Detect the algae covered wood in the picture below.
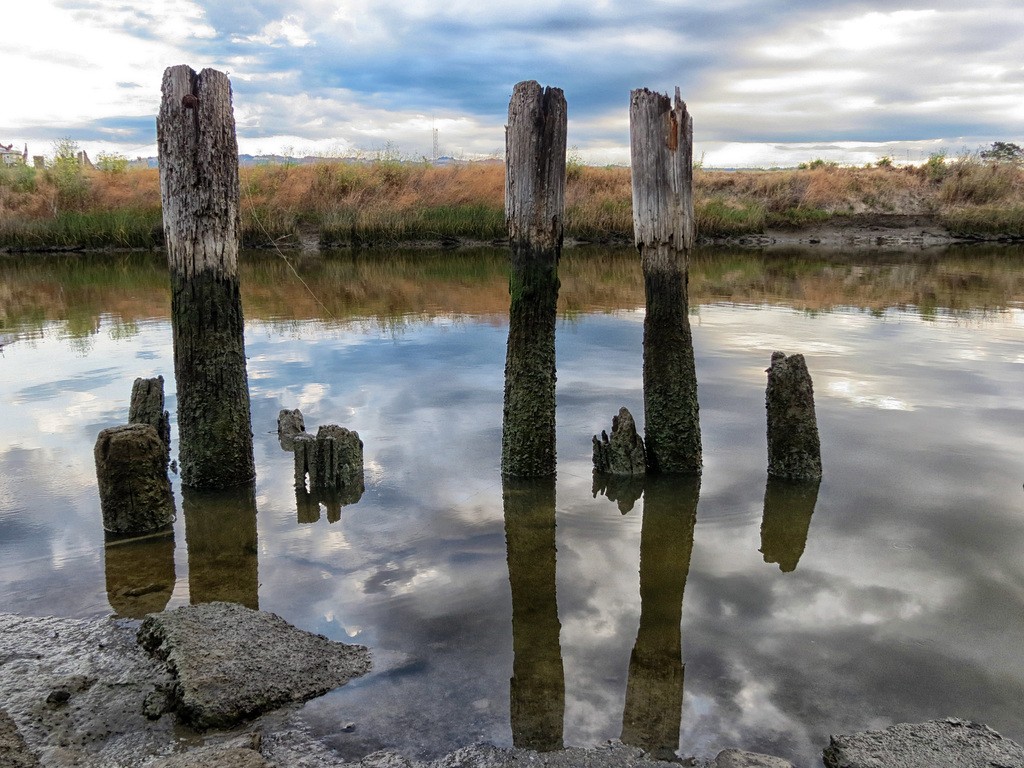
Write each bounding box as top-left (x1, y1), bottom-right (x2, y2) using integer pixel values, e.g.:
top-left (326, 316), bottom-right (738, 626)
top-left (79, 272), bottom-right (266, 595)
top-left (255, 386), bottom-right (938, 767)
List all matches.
top-left (629, 87), bottom-right (701, 474)
top-left (129, 375), bottom-right (170, 462)
top-left (158, 65), bottom-right (254, 488)
top-left (94, 423), bottom-right (175, 534)
top-left (765, 351), bottom-right (823, 480)
top-left (502, 81), bottom-right (567, 477)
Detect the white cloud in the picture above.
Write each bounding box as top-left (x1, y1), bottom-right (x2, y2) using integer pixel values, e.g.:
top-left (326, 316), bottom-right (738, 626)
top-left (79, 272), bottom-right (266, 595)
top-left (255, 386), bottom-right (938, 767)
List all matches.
top-left (234, 15), bottom-right (315, 47)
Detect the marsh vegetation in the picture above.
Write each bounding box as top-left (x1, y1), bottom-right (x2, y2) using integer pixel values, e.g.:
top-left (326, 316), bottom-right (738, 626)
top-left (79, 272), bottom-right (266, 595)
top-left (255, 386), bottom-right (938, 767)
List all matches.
top-left (3, 150), bottom-right (1024, 250)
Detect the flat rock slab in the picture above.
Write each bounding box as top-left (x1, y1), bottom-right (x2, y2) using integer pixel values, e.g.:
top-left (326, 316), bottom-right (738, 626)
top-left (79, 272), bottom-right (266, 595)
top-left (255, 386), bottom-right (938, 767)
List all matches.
top-left (421, 742), bottom-right (680, 768)
top-left (823, 718), bottom-right (1024, 768)
top-left (138, 602), bottom-right (371, 730)
top-left (0, 708), bottom-right (42, 768)
top-left (145, 744), bottom-right (270, 768)
top-left (713, 748), bottom-right (794, 768)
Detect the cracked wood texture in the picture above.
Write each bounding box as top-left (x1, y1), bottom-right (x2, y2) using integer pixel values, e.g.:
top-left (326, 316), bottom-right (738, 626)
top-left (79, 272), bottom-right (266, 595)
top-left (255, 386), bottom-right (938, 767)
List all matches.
top-left (158, 65), bottom-right (254, 488)
top-left (501, 81), bottom-right (567, 477)
top-left (630, 88), bottom-right (702, 474)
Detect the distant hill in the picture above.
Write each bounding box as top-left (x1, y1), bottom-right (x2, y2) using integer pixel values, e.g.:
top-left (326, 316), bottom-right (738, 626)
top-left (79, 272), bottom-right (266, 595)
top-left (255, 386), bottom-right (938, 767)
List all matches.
top-left (129, 154), bottom-right (470, 168)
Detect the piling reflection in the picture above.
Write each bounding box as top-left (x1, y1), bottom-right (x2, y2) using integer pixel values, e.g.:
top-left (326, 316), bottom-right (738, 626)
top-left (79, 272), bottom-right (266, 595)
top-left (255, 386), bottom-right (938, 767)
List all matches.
top-left (621, 475), bottom-right (700, 760)
top-left (182, 483), bottom-right (259, 609)
top-left (103, 525), bottom-right (175, 618)
top-left (295, 483), bottom-right (364, 525)
top-left (760, 477), bottom-right (821, 573)
top-left (591, 472), bottom-right (646, 514)
top-left (503, 476), bottom-right (565, 751)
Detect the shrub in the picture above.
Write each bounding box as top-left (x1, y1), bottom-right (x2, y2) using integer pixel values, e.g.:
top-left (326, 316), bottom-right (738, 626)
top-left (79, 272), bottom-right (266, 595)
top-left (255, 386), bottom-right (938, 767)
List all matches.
top-left (980, 142), bottom-right (1024, 166)
top-left (45, 137), bottom-right (89, 213)
top-left (96, 152), bottom-right (129, 174)
top-left (0, 163), bottom-right (36, 193)
top-left (923, 151), bottom-right (948, 181)
top-left (940, 154), bottom-right (1017, 205)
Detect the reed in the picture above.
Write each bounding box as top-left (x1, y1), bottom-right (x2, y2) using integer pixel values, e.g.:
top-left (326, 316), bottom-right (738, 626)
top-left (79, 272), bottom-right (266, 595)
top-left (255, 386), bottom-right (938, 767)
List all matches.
top-left (3, 153), bottom-right (1024, 248)
top-left (0, 208), bottom-right (162, 249)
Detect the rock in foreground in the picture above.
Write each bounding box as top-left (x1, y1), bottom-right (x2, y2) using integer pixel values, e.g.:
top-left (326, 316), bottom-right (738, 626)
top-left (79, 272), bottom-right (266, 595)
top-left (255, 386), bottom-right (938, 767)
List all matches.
top-left (138, 602), bottom-right (371, 730)
top-left (823, 718), bottom-right (1024, 768)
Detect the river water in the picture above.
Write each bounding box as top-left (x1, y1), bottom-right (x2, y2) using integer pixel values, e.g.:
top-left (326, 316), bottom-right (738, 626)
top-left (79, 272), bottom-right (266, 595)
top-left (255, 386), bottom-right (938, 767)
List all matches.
top-left (1, 246), bottom-right (1023, 766)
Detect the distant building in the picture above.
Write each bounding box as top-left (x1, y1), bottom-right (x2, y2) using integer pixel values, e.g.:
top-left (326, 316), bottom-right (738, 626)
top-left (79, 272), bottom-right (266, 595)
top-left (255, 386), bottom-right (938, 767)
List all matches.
top-left (0, 143), bottom-right (25, 166)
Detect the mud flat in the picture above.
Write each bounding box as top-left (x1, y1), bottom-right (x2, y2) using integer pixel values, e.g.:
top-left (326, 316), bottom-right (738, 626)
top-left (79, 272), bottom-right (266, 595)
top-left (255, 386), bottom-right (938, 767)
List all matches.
top-left (2, 609), bottom-right (1022, 768)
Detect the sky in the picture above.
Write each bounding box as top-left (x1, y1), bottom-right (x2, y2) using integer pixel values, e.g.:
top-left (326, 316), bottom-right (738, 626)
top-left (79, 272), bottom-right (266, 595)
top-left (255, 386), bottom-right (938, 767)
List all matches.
top-left (4, 0), bottom-right (1024, 168)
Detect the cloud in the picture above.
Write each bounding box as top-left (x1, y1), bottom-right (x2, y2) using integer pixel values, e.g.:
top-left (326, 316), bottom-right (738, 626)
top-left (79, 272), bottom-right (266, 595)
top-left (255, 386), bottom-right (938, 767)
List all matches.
top-left (7, 0), bottom-right (1024, 166)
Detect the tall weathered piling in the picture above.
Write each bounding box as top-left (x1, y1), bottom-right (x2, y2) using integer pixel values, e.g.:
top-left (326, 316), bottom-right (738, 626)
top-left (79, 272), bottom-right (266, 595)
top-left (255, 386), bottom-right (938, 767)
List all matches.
top-left (630, 88), bottom-right (701, 474)
top-left (620, 475), bottom-right (699, 759)
top-left (503, 476), bottom-right (565, 751)
top-left (502, 81), bottom-right (567, 477)
top-left (158, 65), bottom-right (254, 488)
top-left (766, 351), bottom-right (822, 480)
top-left (94, 424), bottom-right (175, 534)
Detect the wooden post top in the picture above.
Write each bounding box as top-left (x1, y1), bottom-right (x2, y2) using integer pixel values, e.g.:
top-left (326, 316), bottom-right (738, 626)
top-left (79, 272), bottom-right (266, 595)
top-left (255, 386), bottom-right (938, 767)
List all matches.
top-left (505, 80), bottom-right (567, 254)
top-left (629, 87), bottom-right (694, 254)
top-left (158, 65), bottom-right (241, 279)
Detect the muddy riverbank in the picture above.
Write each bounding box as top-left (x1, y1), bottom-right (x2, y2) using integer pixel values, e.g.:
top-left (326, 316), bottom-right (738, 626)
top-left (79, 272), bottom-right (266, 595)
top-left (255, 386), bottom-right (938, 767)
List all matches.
top-left (3, 610), bottom-right (1023, 768)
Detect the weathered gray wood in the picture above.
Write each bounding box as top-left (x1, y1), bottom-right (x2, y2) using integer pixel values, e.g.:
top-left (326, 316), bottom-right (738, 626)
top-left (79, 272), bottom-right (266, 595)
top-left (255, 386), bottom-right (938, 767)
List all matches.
top-left (277, 408), bottom-right (305, 450)
top-left (128, 375), bottom-right (170, 461)
top-left (766, 351), bottom-right (823, 480)
top-left (503, 476), bottom-right (564, 751)
top-left (293, 425), bottom-right (363, 490)
top-left (94, 424), bottom-right (175, 533)
top-left (502, 81), bottom-right (567, 477)
top-left (158, 65), bottom-right (254, 488)
top-left (630, 88), bottom-right (701, 474)
top-left (593, 406), bottom-right (646, 475)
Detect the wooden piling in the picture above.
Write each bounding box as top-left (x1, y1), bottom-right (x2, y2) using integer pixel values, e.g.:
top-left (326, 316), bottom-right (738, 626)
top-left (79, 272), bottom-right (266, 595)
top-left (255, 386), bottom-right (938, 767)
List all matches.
top-left (501, 81), bottom-right (567, 477)
top-left (94, 423), bottom-right (175, 534)
top-left (157, 65), bottom-right (254, 488)
top-left (629, 88), bottom-right (702, 474)
top-left (766, 351), bottom-right (823, 480)
top-left (129, 375), bottom-right (170, 462)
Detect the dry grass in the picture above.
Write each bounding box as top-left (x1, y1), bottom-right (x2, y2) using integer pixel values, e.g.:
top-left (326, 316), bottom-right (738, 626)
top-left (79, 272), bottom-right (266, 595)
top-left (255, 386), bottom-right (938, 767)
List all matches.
top-left (3, 155), bottom-right (1024, 249)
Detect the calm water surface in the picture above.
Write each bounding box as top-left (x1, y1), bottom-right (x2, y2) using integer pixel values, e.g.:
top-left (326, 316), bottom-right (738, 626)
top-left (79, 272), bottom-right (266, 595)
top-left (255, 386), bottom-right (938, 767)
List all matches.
top-left (2, 247), bottom-right (1024, 766)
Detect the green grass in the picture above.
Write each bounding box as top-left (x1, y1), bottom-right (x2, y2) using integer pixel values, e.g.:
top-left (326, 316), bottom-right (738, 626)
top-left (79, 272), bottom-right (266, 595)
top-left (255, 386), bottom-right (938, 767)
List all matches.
top-left (696, 196), bottom-right (768, 236)
top-left (941, 207), bottom-right (1024, 236)
top-left (768, 206), bottom-right (831, 228)
top-left (0, 209), bottom-right (163, 249)
top-left (318, 205), bottom-right (506, 245)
